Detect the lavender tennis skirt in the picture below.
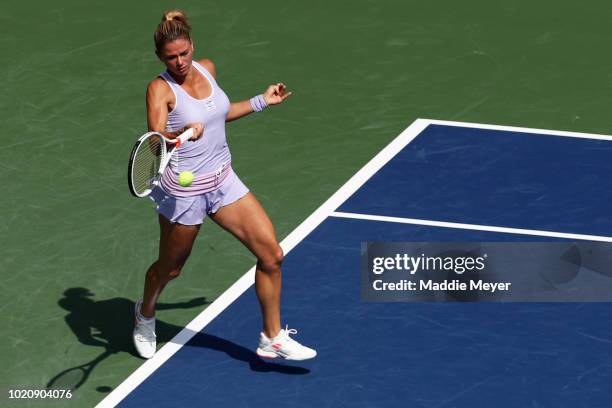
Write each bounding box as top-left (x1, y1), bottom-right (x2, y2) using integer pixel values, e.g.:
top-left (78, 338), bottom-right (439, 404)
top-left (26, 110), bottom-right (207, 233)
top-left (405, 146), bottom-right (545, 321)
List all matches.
top-left (149, 169), bottom-right (249, 225)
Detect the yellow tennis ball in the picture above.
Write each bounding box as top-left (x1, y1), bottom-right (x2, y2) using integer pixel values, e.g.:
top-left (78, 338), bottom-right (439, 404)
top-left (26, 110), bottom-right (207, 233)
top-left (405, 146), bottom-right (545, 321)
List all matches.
top-left (178, 171), bottom-right (194, 187)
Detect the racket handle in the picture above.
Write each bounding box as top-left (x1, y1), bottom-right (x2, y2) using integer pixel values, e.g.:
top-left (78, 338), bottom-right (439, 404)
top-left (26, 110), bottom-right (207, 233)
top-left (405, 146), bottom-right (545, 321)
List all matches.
top-left (175, 128), bottom-right (194, 147)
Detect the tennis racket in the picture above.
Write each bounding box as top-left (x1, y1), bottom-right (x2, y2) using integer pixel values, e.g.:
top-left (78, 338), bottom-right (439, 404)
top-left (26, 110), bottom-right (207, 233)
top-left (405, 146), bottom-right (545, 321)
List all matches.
top-left (127, 128), bottom-right (194, 197)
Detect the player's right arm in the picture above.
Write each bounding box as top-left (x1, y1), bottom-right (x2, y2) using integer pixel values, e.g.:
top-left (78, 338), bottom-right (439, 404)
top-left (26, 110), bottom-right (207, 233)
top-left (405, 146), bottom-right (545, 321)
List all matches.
top-left (146, 78), bottom-right (203, 140)
top-left (146, 78), bottom-right (174, 136)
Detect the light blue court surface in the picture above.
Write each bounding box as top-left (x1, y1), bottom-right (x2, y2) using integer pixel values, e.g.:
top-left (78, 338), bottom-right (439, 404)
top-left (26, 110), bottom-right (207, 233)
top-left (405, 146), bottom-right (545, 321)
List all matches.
top-left (105, 120), bottom-right (612, 408)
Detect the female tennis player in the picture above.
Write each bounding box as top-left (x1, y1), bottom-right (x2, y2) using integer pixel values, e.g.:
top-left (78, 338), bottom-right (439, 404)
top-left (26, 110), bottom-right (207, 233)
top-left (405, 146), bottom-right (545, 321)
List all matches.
top-left (133, 10), bottom-right (316, 361)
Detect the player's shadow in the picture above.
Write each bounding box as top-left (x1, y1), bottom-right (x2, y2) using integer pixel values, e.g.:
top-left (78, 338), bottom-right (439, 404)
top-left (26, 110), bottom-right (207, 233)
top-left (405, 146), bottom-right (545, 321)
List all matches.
top-left (186, 331), bottom-right (311, 375)
top-left (59, 287), bottom-right (207, 356)
top-left (50, 287), bottom-right (307, 391)
top-left (49, 287), bottom-right (209, 391)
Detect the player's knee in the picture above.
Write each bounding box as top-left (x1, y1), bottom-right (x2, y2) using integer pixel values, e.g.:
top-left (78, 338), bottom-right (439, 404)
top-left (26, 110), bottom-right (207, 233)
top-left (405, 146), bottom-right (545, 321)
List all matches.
top-left (269, 246), bottom-right (284, 268)
top-left (259, 246), bottom-right (284, 272)
top-left (154, 260), bottom-right (185, 282)
top-left (167, 266), bottom-right (183, 279)
top-left (275, 247), bottom-right (285, 266)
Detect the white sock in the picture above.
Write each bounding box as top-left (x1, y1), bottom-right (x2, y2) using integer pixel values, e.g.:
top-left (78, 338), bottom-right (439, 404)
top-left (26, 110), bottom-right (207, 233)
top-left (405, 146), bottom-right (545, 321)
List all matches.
top-left (136, 306), bottom-right (155, 325)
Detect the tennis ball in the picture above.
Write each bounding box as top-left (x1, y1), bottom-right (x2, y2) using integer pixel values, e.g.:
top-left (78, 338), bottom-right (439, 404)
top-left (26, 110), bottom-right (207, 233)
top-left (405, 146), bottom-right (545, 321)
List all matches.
top-left (178, 171), bottom-right (194, 187)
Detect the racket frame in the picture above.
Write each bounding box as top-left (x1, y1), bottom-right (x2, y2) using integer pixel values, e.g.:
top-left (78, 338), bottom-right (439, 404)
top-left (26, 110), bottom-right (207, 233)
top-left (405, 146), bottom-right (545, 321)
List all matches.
top-left (128, 128), bottom-right (194, 198)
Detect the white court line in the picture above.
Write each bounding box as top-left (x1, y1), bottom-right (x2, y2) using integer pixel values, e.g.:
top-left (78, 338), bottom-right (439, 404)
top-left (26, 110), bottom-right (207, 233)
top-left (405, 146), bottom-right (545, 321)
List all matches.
top-left (425, 118), bottom-right (612, 141)
top-left (330, 211), bottom-right (612, 243)
top-left (97, 118), bottom-right (611, 407)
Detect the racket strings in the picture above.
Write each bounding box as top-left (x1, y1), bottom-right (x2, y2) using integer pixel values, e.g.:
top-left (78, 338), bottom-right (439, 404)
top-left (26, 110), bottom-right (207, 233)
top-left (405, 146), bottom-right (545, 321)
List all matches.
top-left (132, 135), bottom-right (163, 195)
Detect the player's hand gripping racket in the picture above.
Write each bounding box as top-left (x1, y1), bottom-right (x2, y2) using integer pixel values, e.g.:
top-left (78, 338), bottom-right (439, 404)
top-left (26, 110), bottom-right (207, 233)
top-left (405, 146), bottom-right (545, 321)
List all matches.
top-left (127, 128), bottom-right (194, 197)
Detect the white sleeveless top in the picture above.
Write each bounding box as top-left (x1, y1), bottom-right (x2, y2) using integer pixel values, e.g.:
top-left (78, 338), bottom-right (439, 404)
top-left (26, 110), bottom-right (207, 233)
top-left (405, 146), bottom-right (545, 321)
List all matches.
top-left (158, 61), bottom-right (232, 191)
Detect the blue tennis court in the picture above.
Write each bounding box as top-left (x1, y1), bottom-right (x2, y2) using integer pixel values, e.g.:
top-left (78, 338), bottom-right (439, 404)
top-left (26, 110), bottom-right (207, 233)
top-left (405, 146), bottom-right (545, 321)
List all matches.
top-left (101, 119), bottom-right (612, 408)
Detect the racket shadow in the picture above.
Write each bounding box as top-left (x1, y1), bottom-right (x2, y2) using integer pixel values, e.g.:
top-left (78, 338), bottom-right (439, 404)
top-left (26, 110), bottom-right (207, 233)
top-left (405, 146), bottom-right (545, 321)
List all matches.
top-left (49, 287), bottom-right (209, 391)
top-left (46, 349), bottom-right (113, 391)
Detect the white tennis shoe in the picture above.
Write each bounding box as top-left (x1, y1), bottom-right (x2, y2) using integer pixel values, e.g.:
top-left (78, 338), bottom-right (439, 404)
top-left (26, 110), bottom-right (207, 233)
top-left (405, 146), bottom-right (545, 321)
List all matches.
top-left (256, 326), bottom-right (317, 361)
top-left (133, 299), bottom-right (156, 359)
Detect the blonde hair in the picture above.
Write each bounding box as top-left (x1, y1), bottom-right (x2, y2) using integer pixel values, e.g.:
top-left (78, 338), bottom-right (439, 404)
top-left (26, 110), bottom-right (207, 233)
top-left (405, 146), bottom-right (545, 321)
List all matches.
top-left (154, 10), bottom-right (192, 54)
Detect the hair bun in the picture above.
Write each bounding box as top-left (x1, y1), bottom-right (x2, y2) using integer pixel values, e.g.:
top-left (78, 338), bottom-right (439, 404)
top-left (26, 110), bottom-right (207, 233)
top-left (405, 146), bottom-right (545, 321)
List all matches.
top-left (154, 9), bottom-right (192, 53)
top-left (163, 9), bottom-right (187, 22)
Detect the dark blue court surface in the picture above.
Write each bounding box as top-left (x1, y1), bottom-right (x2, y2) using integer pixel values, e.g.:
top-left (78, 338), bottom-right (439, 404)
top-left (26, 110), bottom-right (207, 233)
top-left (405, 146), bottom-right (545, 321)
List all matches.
top-left (338, 125), bottom-right (612, 236)
top-left (117, 123), bottom-right (612, 408)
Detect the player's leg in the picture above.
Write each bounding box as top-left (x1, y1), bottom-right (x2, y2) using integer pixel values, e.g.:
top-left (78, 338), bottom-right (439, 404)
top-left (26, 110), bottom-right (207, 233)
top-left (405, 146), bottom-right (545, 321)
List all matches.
top-left (134, 215), bottom-right (200, 359)
top-left (210, 193), bottom-right (282, 336)
top-left (141, 214), bottom-right (201, 317)
top-left (210, 192), bottom-right (316, 360)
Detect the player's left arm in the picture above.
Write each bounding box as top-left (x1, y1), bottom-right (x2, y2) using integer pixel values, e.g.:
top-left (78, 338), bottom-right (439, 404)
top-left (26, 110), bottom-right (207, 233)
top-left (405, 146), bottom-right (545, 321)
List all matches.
top-left (227, 83), bottom-right (292, 122)
top-left (200, 58), bottom-right (292, 122)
